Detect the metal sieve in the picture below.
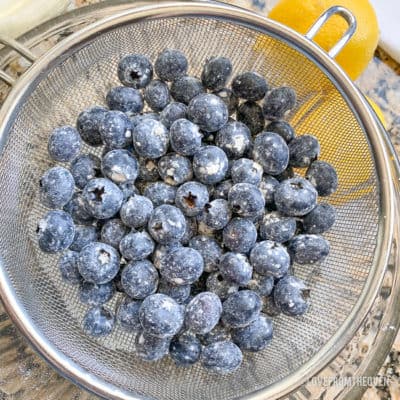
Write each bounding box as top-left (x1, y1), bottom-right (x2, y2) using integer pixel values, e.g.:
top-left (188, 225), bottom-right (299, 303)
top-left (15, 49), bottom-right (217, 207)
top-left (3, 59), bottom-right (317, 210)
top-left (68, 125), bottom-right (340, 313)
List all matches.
top-left (0, 2), bottom-right (398, 399)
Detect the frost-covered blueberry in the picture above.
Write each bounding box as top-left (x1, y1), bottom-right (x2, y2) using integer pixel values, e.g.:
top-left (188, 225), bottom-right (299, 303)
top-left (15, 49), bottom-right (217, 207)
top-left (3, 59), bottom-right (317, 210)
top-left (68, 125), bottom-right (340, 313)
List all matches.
top-left (237, 101), bottom-right (265, 135)
top-left (155, 49), bottom-right (188, 82)
top-left (159, 102), bottom-right (187, 128)
top-left (223, 217), bottom-right (257, 253)
top-left (139, 293), bottom-right (184, 337)
top-left (288, 234), bottom-right (330, 264)
top-left (135, 331), bottom-right (170, 361)
top-left (117, 53), bottom-right (153, 88)
top-left (39, 167), bottom-right (75, 209)
top-left (116, 296), bottom-right (142, 331)
top-left (58, 250), bottom-right (81, 284)
top-left (263, 86), bottom-right (296, 120)
top-left (170, 333), bottom-right (202, 366)
top-left (222, 290), bottom-right (262, 328)
top-left (63, 192), bottom-right (94, 225)
top-left (274, 177), bottom-right (317, 216)
top-left (137, 158), bottom-right (160, 182)
top-left (259, 211), bottom-right (297, 242)
top-left (231, 159), bottom-right (263, 186)
top-left (185, 292), bottom-right (222, 334)
top-left (250, 241), bottom-right (290, 278)
top-left (99, 111), bottom-right (133, 149)
top-left (232, 72), bottom-right (268, 101)
top-left (78, 242), bottom-right (120, 284)
top-left (37, 210), bottom-right (75, 253)
top-left (148, 204), bottom-right (186, 244)
top-left (187, 94), bottom-right (229, 133)
top-left (158, 280), bottom-right (191, 304)
top-left (76, 106), bottom-right (107, 146)
top-left (106, 86), bottom-right (144, 114)
top-left (201, 56), bottom-right (232, 91)
top-left (152, 243), bottom-right (181, 270)
top-left (198, 199), bottom-right (231, 231)
top-left (79, 281), bottom-right (115, 306)
top-left (121, 260), bottom-right (158, 299)
top-left (143, 182), bottom-right (177, 207)
top-left (206, 272), bottom-right (239, 300)
top-left (82, 178), bottom-right (123, 219)
top-left (119, 180), bottom-right (140, 201)
top-left (119, 230), bottom-right (154, 260)
top-left (219, 252), bottom-right (252, 286)
top-left (100, 218), bottom-right (128, 249)
top-left (215, 121), bottom-right (251, 159)
top-left (303, 203), bottom-right (336, 234)
top-left (274, 275), bottom-right (310, 316)
top-left (101, 149), bottom-right (139, 184)
top-left (246, 273), bottom-right (274, 297)
top-left (133, 119), bottom-right (169, 159)
top-left (212, 179), bottom-right (233, 200)
top-left (160, 246), bottom-right (203, 285)
top-left (231, 315), bottom-right (273, 352)
top-left (306, 160), bottom-right (338, 197)
top-left (228, 183), bottom-right (265, 218)
top-left (144, 80), bottom-right (170, 111)
top-left (70, 154), bottom-right (101, 190)
top-left (158, 154), bottom-right (193, 186)
top-left (130, 113), bottom-right (160, 128)
top-left (289, 134), bottom-right (320, 168)
top-left (213, 88), bottom-right (239, 115)
top-left (48, 126), bottom-right (81, 162)
top-left (170, 118), bottom-right (202, 156)
top-left (120, 195), bottom-right (153, 229)
top-left (266, 120), bottom-right (295, 143)
top-left (171, 76), bottom-right (205, 105)
top-left (70, 225), bottom-right (98, 252)
top-left (189, 235), bottom-right (223, 273)
top-left (175, 181), bottom-right (209, 217)
top-left (193, 145), bottom-right (229, 184)
top-left (202, 341), bottom-right (242, 374)
top-left (259, 175), bottom-right (279, 208)
top-left (252, 132), bottom-right (289, 175)
top-left (181, 217), bottom-right (198, 245)
top-left (83, 306), bottom-right (114, 337)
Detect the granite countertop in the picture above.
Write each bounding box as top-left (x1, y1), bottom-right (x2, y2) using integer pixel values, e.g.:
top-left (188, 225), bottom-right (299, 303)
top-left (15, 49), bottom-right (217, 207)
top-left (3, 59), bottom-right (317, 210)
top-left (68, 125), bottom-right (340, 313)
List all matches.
top-left (0, 1), bottom-right (399, 399)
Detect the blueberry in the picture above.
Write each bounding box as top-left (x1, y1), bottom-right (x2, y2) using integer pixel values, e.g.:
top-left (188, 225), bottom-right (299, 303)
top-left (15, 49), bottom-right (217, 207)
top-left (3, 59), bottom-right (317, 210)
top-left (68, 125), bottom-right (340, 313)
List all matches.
top-left (306, 160), bottom-right (338, 197)
top-left (175, 181), bottom-right (209, 217)
top-left (131, 113), bottom-right (160, 128)
top-left (266, 120), bottom-right (295, 143)
top-left (70, 154), bottom-right (101, 190)
top-left (181, 217), bottom-right (198, 245)
top-left (288, 234), bottom-right (330, 264)
top-left (215, 121), bottom-right (251, 159)
top-left (144, 182), bottom-right (177, 207)
top-left (237, 101), bottom-right (265, 135)
top-left (118, 180), bottom-right (140, 201)
top-left (288, 134), bottom-right (320, 168)
top-left (100, 149), bottom-right (139, 185)
top-left (201, 341), bottom-right (242, 374)
top-left (160, 246), bottom-right (203, 285)
top-left (223, 218), bottom-right (257, 253)
top-left (213, 88), bottom-right (239, 115)
top-left (99, 111), bottom-right (133, 149)
top-left (230, 159), bottom-right (263, 186)
top-left (157, 154), bottom-right (193, 186)
top-left (39, 167), bottom-right (75, 209)
top-left (232, 72), bottom-right (268, 101)
top-left (211, 179), bottom-right (233, 200)
top-left (100, 218), bottom-right (128, 249)
top-left (139, 293), bottom-right (184, 337)
top-left (78, 242), bottom-right (120, 284)
top-left (79, 281), bottom-right (115, 306)
top-left (187, 94), bottom-right (229, 133)
top-left (171, 76), bottom-right (205, 105)
top-left (262, 86), bottom-right (296, 120)
top-left (58, 250), bottom-right (81, 284)
top-left (135, 331), bottom-right (170, 361)
top-left (302, 203), bottom-right (336, 234)
top-left (219, 252), bottom-right (252, 286)
top-left (144, 80), bottom-right (170, 111)
top-left (70, 225), bottom-right (98, 252)
top-left (197, 324), bottom-right (231, 346)
top-left (137, 158), bottom-right (160, 182)
top-left (259, 211), bottom-right (297, 242)
top-left (117, 54), bottom-right (153, 88)
top-left (152, 243), bottom-right (181, 270)
top-left (63, 192), bottom-right (94, 225)
top-left (170, 333), bottom-right (202, 366)
top-left (198, 199), bottom-right (231, 230)
top-left (193, 145), bottom-right (229, 184)
top-left (274, 275), bottom-right (310, 316)
top-left (83, 306), bottom-right (114, 337)
top-left (250, 241), bottom-right (290, 278)
top-left (76, 106), bottom-right (107, 146)
top-left (206, 272), bottom-right (239, 300)
top-left (48, 126), bottom-right (81, 162)
top-left (169, 118), bottom-right (202, 156)
top-left (82, 178), bottom-right (123, 219)
top-left (189, 235), bottom-right (223, 273)
top-left (106, 86), bottom-right (144, 114)
top-left (228, 183), bottom-right (265, 218)
top-left (37, 210), bottom-right (75, 253)
top-left (133, 119), bottom-right (169, 159)
top-left (258, 175), bottom-right (279, 208)
top-left (155, 49), bottom-right (188, 82)
top-left (246, 273), bottom-right (274, 297)
top-left (274, 177), bottom-right (317, 216)
top-left (159, 102), bottom-right (187, 128)
top-left (158, 280), bottom-right (191, 304)
top-left (120, 195), bottom-right (153, 229)
top-left (201, 56), bottom-right (232, 90)
top-left (231, 315), bottom-right (273, 352)
top-left (120, 231), bottom-right (155, 261)
top-left (116, 296), bottom-right (142, 331)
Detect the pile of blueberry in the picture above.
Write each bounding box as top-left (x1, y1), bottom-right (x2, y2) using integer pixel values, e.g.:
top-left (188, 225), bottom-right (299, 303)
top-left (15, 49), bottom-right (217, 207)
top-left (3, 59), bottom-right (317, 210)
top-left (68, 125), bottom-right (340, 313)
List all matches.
top-left (36, 49), bottom-right (338, 374)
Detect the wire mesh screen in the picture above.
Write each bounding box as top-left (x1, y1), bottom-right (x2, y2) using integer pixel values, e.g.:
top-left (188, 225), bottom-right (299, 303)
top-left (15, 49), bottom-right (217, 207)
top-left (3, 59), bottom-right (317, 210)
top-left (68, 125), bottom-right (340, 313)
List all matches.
top-left (0, 16), bottom-right (380, 400)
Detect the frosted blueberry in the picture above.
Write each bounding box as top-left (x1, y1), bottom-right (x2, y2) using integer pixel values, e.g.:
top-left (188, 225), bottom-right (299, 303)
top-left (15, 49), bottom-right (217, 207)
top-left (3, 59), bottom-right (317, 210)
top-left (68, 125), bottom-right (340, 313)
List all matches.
top-left (120, 194), bottom-right (153, 228)
top-left (288, 234), bottom-right (330, 264)
top-left (159, 102), bottom-right (187, 128)
top-left (289, 134), bottom-right (320, 168)
top-left (48, 126), bottom-right (81, 162)
top-left (58, 250), bottom-right (81, 284)
top-left (101, 149), bottom-right (139, 184)
top-left (170, 333), bottom-right (202, 366)
top-left (228, 183), bottom-right (265, 218)
top-left (131, 113), bottom-right (160, 128)
top-left (169, 118), bottom-right (202, 156)
top-left (219, 252), bottom-right (252, 286)
top-left (201, 341), bottom-right (242, 374)
top-left (175, 181), bottom-right (209, 217)
top-left (259, 175), bottom-right (279, 208)
top-left (63, 192), bottom-right (94, 225)
top-left (223, 218), bottom-right (257, 253)
top-left (116, 296), bottom-right (142, 331)
top-left (302, 203), bottom-right (336, 234)
top-left (231, 159), bottom-right (263, 185)
top-left (232, 71), bottom-right (268, 101)
top-left (171, 76), bottom-right (205, 105)
top-left (211, 179), bottom-right (234, 200)
top-left (158, 154), bottom-right (193, 186)
top-left (155, 49), bottom-right (188, 82)
top-left (100, 218), bottom-right (128, 249)
top-left (262, 86), bottom-right (296, 120)
top-left (71, 154), bottom-right (101, 190)
top-left (144, 182), bottom-right (177, 207)
top-left (70, 225), bottom-right (98, 252)
top-left (193, 145), bottom-right (229, 184)
top-left (106, 86), bottom-right (144, 114)
top-left (202, 57), bottom-right (232, 91)
top-left (120, 231), bottom-right (155, 261)
top-left (198, 199), bottom-right (231, 230)
top-left (236, 101), bottom-right (265, 135)
top-left (133, 119), bottom-right (169, 159)
top-left (117, 54), bottom-right (153, 88)
top-left (158, 280), bottom-right (191, 304)
top-left (135, 331), bottom-right (171, 361)
top-left (215, 121), bottom-right (251, 159)
top-left (76, 106), bottom-right (107, 146)
top-left (206, 272), bottom-right (239, 300)
top-left (79, 281), bottom-right (115, 306)
top-left (118, 180), bottom-right (140, 202)
top-left (144, 80), bottom-right (170, 111)
top-left (83, 306), bottom-right (115, 337)
top-left (246, 273), bottom-right (274, 297)
top-left (99, 111), bottom-right (133, 149)
top-left (259, 211), bottom-right (297, 243)
top-left (266, 120), bottom-right (296, 143)
top-left (189, 235), bottom-right (223, 273)
top-left (213, 88), bottom-right (239, 115)
top-left (152, 243), bottom-right (181, 270)
top-left (306, 160), bottom-right (338, 197)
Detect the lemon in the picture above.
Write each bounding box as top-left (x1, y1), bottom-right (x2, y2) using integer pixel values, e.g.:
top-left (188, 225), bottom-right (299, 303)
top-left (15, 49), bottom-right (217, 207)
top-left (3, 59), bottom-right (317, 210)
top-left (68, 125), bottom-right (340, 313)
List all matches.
top-left (268, 0), bottom-right (379, 80)
top-left (366, 96), bottom-right (386, 128)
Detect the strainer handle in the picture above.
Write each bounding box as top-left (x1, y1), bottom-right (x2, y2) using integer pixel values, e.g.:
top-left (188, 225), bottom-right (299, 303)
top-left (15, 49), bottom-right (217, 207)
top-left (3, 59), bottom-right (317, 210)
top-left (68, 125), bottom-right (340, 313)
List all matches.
top-left (305, 6), bottom-right (357, 58)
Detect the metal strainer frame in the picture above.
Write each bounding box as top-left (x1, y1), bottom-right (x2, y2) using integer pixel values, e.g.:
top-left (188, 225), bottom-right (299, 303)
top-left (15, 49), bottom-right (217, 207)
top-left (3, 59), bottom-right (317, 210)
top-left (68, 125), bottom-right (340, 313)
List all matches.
top-left (0, 2), bottom-right (396, 399)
